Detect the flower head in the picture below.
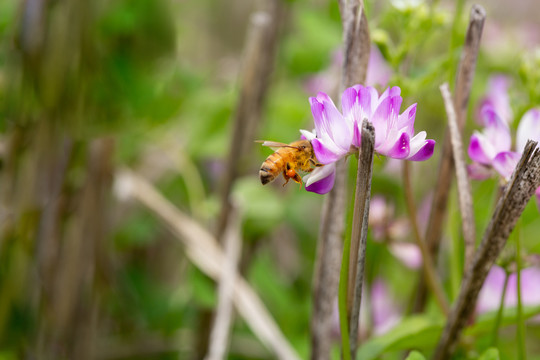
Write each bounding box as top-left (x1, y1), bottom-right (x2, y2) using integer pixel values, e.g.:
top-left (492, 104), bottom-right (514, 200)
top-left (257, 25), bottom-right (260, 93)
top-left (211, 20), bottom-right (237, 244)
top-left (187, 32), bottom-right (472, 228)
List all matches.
top-left (301, 85), bottom-right (436, 194)
top-left (468, 107), bottom-right (540, 181)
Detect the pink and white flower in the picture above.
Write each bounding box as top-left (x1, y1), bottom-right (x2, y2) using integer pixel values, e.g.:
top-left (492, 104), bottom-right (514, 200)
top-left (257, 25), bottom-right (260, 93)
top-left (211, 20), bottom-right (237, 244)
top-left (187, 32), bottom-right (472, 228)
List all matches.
top-left (302, 85), bottom-right (436, 194)
top-left (468, 107), bottom-right (540, 201)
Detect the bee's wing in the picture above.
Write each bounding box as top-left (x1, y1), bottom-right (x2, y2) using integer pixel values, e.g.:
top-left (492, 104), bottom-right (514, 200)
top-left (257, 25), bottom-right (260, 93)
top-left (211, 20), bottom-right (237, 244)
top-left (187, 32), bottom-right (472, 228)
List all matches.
top-left (255, 140), bottom-right (298, 151)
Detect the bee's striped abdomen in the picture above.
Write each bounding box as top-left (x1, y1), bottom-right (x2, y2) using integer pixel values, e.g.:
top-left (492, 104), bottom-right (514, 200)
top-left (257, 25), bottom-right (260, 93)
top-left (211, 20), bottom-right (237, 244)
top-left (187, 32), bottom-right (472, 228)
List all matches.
top-left (259, 151), bottom-right (284, 185)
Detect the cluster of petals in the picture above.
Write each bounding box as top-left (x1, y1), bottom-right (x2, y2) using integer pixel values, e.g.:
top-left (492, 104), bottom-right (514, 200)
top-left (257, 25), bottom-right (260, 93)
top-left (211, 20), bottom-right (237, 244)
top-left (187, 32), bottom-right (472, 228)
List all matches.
top-left (301, 85), bottom-right (435, 194)
top-left (467, 98), bottom-right (540, 205)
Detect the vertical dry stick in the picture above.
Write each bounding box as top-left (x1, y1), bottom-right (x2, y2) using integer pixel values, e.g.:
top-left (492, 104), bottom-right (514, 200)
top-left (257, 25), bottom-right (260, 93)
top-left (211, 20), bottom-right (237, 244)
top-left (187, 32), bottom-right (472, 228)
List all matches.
top-left (415, 4), bottom-right (485, 311)
top-left (340, 0), bottom-right (370, 89)
top-left (206, 206), bottom-right (242, 360)
top-left (440, 83), bottom-right (476, 270)
top-left (210, 4), bottom-right (281, 356)
top-left (433, 141), bottom-right (540, 360)
top-left (403, 161), bottom-right (450, 315)
top-left (348, 120), bottom-right (374, 358)
top-left (424, 4), bottom-right (485, 255)
top-left (216, 2), bottom-right (281, 240)
top-left (310, 1), bottom-right (370, 359)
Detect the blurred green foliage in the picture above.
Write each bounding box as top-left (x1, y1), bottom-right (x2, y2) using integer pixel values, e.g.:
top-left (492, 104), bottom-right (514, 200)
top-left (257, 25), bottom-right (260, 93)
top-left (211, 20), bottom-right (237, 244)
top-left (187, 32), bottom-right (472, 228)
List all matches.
top-left (0, 0), bottom-right (540, 359)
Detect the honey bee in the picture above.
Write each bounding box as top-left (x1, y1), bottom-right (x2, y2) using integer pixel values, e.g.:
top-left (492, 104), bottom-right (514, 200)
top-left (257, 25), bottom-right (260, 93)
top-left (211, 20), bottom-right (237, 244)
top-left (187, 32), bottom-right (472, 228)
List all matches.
top-left (258, 139), bottom-right (322, 188)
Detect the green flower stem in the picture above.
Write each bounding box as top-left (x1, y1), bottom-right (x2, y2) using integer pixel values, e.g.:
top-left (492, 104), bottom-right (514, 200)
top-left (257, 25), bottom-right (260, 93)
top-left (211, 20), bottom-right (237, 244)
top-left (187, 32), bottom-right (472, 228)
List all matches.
top-left (338, 235), bottom-right (352, 360)
top-left (490, 270), bottom-right (509, 347)
top-left (516, 221), bottom-right (526, 360)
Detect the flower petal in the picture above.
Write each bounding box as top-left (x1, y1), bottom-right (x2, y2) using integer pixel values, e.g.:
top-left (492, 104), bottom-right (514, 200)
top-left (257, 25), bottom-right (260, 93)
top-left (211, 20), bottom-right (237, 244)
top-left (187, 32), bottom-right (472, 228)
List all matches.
top-left (407, 133), bottom-right (435, 161)
top-left (468, 133), bottom-right (495, 165)
top-left (478, 75), bottom-right (513, 125)
top-left (353, 121), bottom-right (362, 148)
top-left (476, 265), bottom-right (507, 314)
top-left (516, 108), bottom-right (540, 153)
top-left (305, 164), bottom-right (336, 194)
top-left (300, 129), bottom-right (316, 141)
top-left (341, 86), bottom-right (358, 118)
top-left (378, 131), bottom-right (410, 159)
top-left (481, 105), bottom-right (512, 153)
top-left (311, 138), bottom-right (345, 164)
top-left (371, 97), bottom-right (392, 147)
top-left (397, 103), bottom-right (417, 136)
top-left (504, 268), bottom-right (540, 308)
top-left (389, 242), bottom-right (423, 269)
top-left (492, 151), bottom-right (520, 180)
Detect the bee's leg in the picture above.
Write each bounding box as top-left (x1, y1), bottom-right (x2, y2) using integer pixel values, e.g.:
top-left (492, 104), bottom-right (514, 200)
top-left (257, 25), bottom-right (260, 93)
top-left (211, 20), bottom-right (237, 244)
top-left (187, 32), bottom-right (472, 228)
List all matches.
top-left (308, 158), bottom-right (324, 167)
top-left (282, 169), bottom-right (291, 186)
top-left (291, 172), bottom-right (303, 189)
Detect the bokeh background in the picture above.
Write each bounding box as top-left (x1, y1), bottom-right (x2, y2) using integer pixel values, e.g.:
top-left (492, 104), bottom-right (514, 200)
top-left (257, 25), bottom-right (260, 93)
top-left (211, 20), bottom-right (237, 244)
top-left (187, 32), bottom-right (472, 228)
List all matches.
top-left (1, 0), bottom-right (540, 359)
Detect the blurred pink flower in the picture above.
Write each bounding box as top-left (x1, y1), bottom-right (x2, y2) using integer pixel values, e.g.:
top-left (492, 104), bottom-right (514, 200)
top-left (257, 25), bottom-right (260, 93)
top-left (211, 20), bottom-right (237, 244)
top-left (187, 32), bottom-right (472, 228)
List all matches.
top-left (371, 278), bottom-right (402, 335)
top-left (477, 75), bottom-right (513, 126)
top-left (368, 195), bottom-right (422, 270)
top-left (389, 242), bottom-right (423, 270)
top-left (369, 196), bottom-right (394, 240)
top-left (366, 46), bottom-right (393, 88)
top-left (468, 106), bottom-right (540, 207)
top-left (332, 277), bottom-right (401, 340)
top-left (477, 265), bottom-right (540, 315)
top-left (304, 46), bottom-right (392, 95)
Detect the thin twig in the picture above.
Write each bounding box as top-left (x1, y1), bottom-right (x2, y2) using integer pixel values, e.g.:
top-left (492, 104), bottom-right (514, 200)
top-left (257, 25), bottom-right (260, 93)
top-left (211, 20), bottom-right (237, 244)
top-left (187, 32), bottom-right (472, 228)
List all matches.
top-left (414, 4), bottom-right (485, 312)
top-left (403, 161), bottom-right (450, 316)
top-left (115, 170), bottom-right (300, 360)
top-left (206, 206), bottom-right (242, 360)
top-left (216, 1), bottom-right (282, 240)
top-left (433, 141), bottom-right (540, 360)
top-left (348, 120), bottom-right (375, 358)
top-left (440, 83), bottom-right (476, 270)
top-left (424, 4), bottom-right (485, 255)
top-left (210, 4), bottom-right (281, 354)
top-left (311, 1), bottom-right (370, 359)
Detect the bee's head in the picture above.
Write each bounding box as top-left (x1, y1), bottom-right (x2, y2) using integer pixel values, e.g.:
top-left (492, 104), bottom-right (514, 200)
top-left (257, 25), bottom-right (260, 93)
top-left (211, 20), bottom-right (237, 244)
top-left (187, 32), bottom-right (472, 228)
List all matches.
top-left (295, 139), bottom-right (313, 155)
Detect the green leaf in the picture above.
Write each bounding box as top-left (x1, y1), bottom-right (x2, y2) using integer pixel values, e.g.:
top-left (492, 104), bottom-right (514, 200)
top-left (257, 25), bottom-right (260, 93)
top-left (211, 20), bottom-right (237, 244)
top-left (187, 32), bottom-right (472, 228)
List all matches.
top-left (356, 315), bottom-right (444, 360)
top-left (466, 305), bottom-right (540, 336)
top-left (405, 350), bottom-right (426, 360)
top-left (479, 348), bottom-right (500, 360)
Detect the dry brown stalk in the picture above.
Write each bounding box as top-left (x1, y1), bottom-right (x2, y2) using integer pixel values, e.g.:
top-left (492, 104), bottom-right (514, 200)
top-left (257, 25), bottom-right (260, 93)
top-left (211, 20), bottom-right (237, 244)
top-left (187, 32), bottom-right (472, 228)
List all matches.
top-left (206, 206), bottom-right (242, 360)
top-left (415, 4), bottom-right (485, 312)
top-left (115, 169), bottom-right (300, 360)
top-left (310, 0), bottom-right (370, 358)
top-left (440, 83), bottom-right (476, 270)
top-left (216, 1), bottom-right (282, 241)
top-left (433, 141), bottom-right (540, 360)
top-left (348, 120), bottom-right (375, 358)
